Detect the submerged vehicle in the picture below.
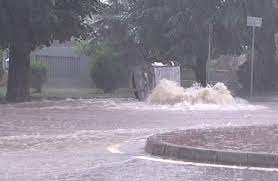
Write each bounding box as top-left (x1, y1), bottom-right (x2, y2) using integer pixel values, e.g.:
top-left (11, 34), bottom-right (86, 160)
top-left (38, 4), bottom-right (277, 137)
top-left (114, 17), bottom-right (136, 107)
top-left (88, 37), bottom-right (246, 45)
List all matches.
top-left (131, 61), bottom-right (181, 100)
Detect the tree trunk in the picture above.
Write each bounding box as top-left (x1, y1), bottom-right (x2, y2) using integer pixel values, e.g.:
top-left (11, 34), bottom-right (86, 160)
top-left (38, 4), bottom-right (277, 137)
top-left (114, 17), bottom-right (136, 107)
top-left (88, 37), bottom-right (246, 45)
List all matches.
top-left (254, 31), bottom-right (276, 91)
top-left (194, 56), bottom-right (207, 87)
top-left (250, 0), bottom-right (276, 92)
top-left (6, 45), bottom-right (31, 102)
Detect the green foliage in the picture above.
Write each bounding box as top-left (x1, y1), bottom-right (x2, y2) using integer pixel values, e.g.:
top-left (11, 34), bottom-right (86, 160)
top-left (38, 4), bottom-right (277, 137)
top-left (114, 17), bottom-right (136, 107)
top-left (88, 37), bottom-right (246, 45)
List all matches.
top-left (0, 0), bottom-right (101, 101)
top-left (90, 44), bottom-right (128, 93)
top-left (31, 88), bottom-right (105, 98)
top-left (221, 0), bottom-right (278, 90)
top-left (93, 0), bottom-right (248, 86)
top-left (31, 61), bottom-right (48, 93)
top-left (84, 0), bottom-right (278, 90)
top-left (0, 0), bottom-right (101, 49)
top-left (237, 62), bottom-right (250, 91)
top-left (75, 39), bottom-right (95, 56)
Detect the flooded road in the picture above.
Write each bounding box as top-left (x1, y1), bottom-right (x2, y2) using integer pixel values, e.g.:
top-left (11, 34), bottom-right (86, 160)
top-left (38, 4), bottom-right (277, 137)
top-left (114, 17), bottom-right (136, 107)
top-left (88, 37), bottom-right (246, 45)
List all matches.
top-left (0, 98), bottom-right (278, 180)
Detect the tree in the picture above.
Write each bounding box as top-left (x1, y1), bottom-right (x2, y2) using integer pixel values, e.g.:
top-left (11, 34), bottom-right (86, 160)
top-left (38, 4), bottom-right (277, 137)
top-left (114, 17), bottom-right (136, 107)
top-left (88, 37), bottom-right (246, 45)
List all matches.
top-left (127, 0), bottom-right (278, 88)
top-left (128, 0), bottom-right (234, 86)
top-left (0, 0), bottom-right (100, 101)
top-left (80, 0), bottom-right (278, 90)
top-left (90, 43), bottom-right (128, 92)
top-left (216, 0), bottom-right (278, 91)
top-left (78, 0), bottom-right (143, 78)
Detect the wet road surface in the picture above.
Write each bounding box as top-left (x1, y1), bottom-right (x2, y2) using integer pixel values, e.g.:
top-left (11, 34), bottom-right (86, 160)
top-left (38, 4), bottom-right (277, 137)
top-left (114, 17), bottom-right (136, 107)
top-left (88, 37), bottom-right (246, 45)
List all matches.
top-left (1, 98), bottom-right (278, 180)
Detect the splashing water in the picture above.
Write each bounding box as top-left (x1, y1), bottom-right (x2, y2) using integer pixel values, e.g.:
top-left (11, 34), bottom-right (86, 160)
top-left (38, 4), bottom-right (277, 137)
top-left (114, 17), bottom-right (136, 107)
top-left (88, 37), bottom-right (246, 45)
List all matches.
top-left (147, 79), bottom-right (235, 105)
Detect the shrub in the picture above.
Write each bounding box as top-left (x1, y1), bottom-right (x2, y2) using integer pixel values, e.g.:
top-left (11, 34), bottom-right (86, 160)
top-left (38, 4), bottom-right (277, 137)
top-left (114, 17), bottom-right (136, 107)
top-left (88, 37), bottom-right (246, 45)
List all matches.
top-left (0, 50), bottom-right (8, 87)
top-left (0, 50), bottom-right (4, 82)
top-left (273, 55), bottom-right (278, 88)
top-left (31, 61), bottom-right (48, 93)
top-left (90, 46), bottom-right (128, 93)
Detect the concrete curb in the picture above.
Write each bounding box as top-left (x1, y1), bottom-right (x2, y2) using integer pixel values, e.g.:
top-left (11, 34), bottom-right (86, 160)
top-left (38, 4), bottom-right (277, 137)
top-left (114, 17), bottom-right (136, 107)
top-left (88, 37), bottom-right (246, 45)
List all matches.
top-left (145, 134), bottom-right (278, 168)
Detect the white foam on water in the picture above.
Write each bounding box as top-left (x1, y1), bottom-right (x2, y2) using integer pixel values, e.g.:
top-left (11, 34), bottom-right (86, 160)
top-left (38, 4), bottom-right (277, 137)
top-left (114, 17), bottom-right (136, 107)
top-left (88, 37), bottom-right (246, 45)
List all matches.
top-left (108, 101), bottom-right (264, 111)
top-left (144, 79), bottom-right (265, 111)
top-left (148, 79), bottom-right (235, 105)
top-left (107, 144), bottom-right (125, 154)
top-left (0, 128), bottom-right (169, 142)
top-left (106, 80), bottom-right (266, 111)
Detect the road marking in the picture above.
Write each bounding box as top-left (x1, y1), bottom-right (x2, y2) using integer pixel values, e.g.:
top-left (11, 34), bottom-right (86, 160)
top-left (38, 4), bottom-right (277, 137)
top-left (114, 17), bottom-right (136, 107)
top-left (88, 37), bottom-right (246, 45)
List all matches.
top-left (134, 156), bottom-right (278, 172)
top-left (107, 142), bottom-right (278, 172)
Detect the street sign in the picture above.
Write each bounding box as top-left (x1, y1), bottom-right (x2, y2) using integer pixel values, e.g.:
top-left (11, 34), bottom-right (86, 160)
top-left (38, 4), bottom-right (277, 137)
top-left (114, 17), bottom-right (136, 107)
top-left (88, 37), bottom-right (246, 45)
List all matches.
top-left (247, 16), bottom-right (262, 27)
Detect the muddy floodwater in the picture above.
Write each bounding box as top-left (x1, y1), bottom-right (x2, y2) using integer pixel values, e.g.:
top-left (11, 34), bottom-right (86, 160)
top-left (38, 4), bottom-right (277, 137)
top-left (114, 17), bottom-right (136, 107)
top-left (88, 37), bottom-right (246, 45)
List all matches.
top-left (1, 98), bottom-right (278, 180)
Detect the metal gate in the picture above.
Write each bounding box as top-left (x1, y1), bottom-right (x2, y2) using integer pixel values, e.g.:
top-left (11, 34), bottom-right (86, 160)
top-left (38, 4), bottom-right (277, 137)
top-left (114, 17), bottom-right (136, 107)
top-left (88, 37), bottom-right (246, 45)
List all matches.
top-left (35, 55), bottom-right (81, 83)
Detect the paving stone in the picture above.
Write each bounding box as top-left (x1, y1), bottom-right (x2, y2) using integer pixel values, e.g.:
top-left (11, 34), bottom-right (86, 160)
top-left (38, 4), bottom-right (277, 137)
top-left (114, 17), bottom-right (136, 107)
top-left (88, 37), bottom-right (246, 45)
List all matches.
top-left (164, 144), bottom-right (180, 158)
top-left (247, 153), bottom-right (278, 167)
top-left (216, 151), bottom-right (247, 165)
top-left (192, 148), bottom-right (217, 162)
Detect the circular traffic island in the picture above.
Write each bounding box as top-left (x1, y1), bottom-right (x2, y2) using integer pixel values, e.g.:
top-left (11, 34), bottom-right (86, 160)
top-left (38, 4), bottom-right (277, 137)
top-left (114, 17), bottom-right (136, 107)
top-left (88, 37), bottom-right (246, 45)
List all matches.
top-left (145, 125), bottom-right (278, 168)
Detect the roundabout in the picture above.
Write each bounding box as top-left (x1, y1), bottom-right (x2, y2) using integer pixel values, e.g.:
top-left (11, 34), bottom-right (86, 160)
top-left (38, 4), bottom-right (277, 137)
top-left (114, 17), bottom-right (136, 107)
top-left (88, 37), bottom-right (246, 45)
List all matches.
top-left (146, 125), bottom-right (278, 168)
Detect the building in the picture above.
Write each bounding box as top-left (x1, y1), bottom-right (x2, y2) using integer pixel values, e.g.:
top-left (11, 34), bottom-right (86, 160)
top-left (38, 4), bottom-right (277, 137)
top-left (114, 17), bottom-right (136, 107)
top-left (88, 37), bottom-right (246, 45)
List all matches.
top-left (2, 42), bottom-right (92, 88)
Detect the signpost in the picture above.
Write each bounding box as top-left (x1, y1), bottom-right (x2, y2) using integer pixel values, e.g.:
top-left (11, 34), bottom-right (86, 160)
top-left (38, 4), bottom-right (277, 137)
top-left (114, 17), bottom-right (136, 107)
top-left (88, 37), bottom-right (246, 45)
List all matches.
top-left (247, 16), bottom-right (262, 97)
top-left (208, 23), bottom-right (213, 82)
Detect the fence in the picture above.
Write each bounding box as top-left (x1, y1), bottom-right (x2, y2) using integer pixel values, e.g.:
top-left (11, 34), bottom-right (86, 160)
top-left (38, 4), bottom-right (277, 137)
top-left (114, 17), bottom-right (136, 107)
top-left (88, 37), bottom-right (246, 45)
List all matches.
top-left (35, 55), bottom-right (86, 87)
